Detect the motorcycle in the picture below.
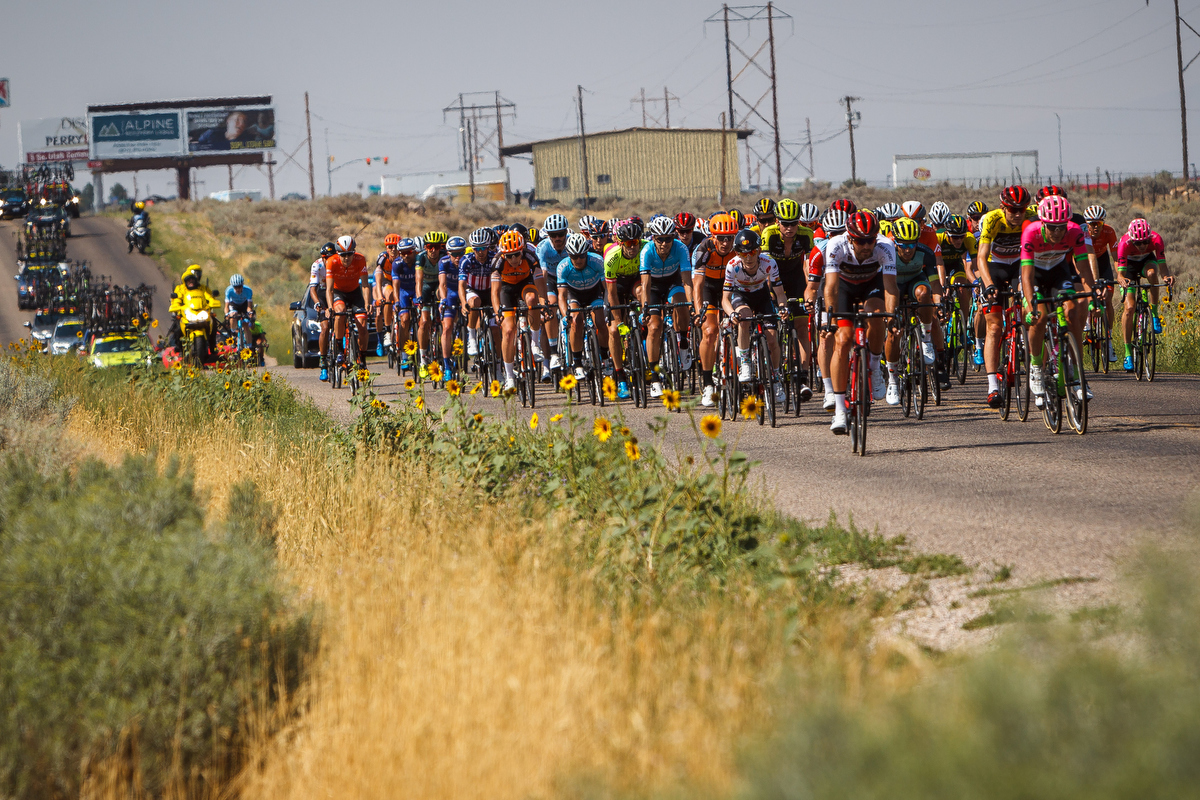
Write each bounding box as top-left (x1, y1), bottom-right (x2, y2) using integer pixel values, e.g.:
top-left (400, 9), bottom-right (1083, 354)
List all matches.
top-left (170, 288), bottom-right (220, 366)
top-left (127, 215), bottom-right (150, 254)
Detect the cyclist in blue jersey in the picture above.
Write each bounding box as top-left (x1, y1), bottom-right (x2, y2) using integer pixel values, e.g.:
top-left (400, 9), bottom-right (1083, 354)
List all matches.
top-left (557, 232), bottom-right (608, 381)
top-left (374, 234), bottom-right (401, 356)
top-left (391, 238), bottom-right (418, 367)
top-left (224, 273), bottom-right (265, 364)
top-left (460, 228), bottom-right (499, 357)
top-left (640, 215), bottom-right (693, 398)
top-left (437, 237), bottom-right (467, 378)
top-left (537, 214), bottom-right (570, 375)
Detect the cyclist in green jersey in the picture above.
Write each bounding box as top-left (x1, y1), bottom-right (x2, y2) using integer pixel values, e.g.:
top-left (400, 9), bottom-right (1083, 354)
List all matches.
top-left (605, 219), bottom-right (646, 400)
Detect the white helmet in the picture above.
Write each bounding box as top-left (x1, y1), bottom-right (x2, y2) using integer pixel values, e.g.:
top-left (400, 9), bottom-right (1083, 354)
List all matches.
top-left (929, 201), bottom-right (951, 227)
top-left (543, 213), bottom-right (569, 234)
top-left (336, 235), bottom-right (356, 254)
top-left (647, 216), bottom-right (676, 237)
top-left (822, 209), bottom-right (848, 235)
top-left (565, 232), bottom-right (590, 256)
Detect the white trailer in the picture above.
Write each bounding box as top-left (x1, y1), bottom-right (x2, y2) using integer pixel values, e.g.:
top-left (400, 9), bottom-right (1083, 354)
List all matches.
top-left (893, 151), bottom-right (1039, 188)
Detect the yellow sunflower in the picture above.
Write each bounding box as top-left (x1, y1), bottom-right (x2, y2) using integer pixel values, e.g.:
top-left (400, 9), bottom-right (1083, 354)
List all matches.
top-left (404, 340), bottom-right (418, 355)
top-left (700, 414), bottom-right (722, 438)
top-left (414, 396), bottom-right (425, 410)
top-left (452, 339), bottom-right (464, 356)
top-left (445, 379), bottom-right (462, 397)
top-left (151, 319), bottom-right (159, 328)
top-left (602, 376), bottom-right (617, 401)
top-left (473, 412), bottom-right (484, 423)
top-left (625, 440), bottom-right (641, 461)
top-left (242, 379), bottom-right (253, 390)
top-left (357, 369), bottom-right (370, 382)
top-left (618, 426), bottom-right (631, 438)
top-left (224, 381), bottom-right (231, 390)
top-left (240, 348), bottom-right (253, 361)
top-left (662, 389), bottom-right (681, 410)
top-left (529, 412), bottom-right (539, 431)
top-left (469, 381), bottom-right (483, 395)
top-left (559, 374), bottom-right (577, 392)
top-left (262, 372), bottom-right (272, 383)
top-left (427, 363), bottom-right (443, 382)
top-left (740, 395), bottom-right (762, 420)
top-left (593, 417), bottom-right (613, 442)
top-left (490, 379), bottom-right (502, 397)
top-left (404, 378), bottom-right (416, 391)
top-left (131, 318), bottom-right (140, 327)
top-left (550, 414), bottom-right (563, 422)
top-left (186, 369), bottom-right (195, 379)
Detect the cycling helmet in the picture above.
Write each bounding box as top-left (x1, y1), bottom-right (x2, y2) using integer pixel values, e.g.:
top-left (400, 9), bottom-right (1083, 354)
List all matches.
top-left (566, 232), bottom-right (590, 256)
top-left (744, 213), bottom-right (759, 229)
top-left (133, 201), bottom-right (146, 211)
top-left (675, 212), bottom-right (697, 231)
top-left (527, 227), bottom-right (541, 245)
top-left (447, 236), bottom-right (468, 254)
top-left (319, 241), bottom-right (337, 257)
top-left (798, 202), bottom-right (822, 225)
top-left (967, 201), bottom-right (988, 218)
top-left (892, 217), bottom-right (921, 244)
top-left (830, 199), bottom-right (857, 215)
top-left (336, 235), bottom-right (356, 254)
top-left (822, 209), bottom-right (848, 235)
top-left (944, 215), bottom-right (968, 236)
top-left (733, 229), bottom-right (762, 253)
top-left (647, 216), bottom-right (676, 237)
top-left (775, 198), bottom-right (800, 223)
top-left (627, 215), bottom-right (645, 237)
top-left (1036, 185), bottom-right (1066, 202)
top-left (1082, 205), bottom-right (1107, 223)
top-left (586, 219), bottom-right (611, 238)
top-left (385, 234), bottom-right (402, 247)
top-left (498, 230), bottom-right (525, 254)
top-left (543, 213), bottom-right (569, 234)
top-left (847, 210), bottom-right (880, 240)
top-left (578, 214), bottom-right (599, 232)
top-left (414, 236), bottom-right (426, 250)
top-left (1037, 195), bottom-right (1072, 224)
top-left (709, 213), bottom-right (738, 236)
top-left (492, 224), bottom-right (509, 234)
top-left (425, 231), bottom-right (448, 246)
top-left (879, 219), bottom-right (894, 238)
top-left (614, 220), bottom-right (642, 242)
top-left (1127, 218), bottom-right (1152, 242)
top-left (397, 237), bottom-right (417, 252)
top-left (878, 202), bottom-right (902, 221)
top-left (929, 201), bottom-right (951, 228)
top-left (183, 265), bottom-right (202, 284)
top-left (697, 217), bottom-right (711, 236)
top-left (753, 198), bottom-right (776, 219)
top-left (468, 227), bottom-right (496, 250)
top-left (229, 273), bottom-right (245, 288)
top-left (901, 201), bottom-right (926, 222)
top-left (508, 223), bottom-right (529, 240)
top-left (606, 217), bottom-right (622, 234)
top-left (1000, 186), bottom-right (1030, 210)
top-left (727, 209), bottom-right (746, 229)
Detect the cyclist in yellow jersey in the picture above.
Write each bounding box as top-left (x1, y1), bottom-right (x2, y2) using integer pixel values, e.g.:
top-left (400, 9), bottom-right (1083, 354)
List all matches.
top-left (762, 198), bottom-right (815, 398)
top-left (975, 186), bottom-right (1032, 407)
top-left (938, 214), bottom-right (978, 337)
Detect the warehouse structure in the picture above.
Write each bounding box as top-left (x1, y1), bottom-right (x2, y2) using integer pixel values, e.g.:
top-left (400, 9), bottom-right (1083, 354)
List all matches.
top-left (500, 127), bottom-right (751, 206)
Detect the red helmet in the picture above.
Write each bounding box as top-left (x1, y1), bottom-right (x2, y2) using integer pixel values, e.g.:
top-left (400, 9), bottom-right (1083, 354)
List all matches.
top-left (1036, 184), bottom-right (1066, 202)
top-left (1000, 186), bottom-right (1031, 210)
top-left (846, 210), bottom-right (880, 241)
top-left (1037, 195), bottom-right (1072, 224)
top-left (830, 198), bottom-right (857, 215)
top-left (674, 212), bottom-right (696, 232)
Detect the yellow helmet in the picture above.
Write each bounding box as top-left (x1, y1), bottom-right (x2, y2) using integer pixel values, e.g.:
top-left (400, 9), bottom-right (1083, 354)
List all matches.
top-left (892, 217), bottom-right (921, 244)
top-left (774, 198), bottom-right (800, 223)
top-left (134, 201), bottom-right (146, 211)
top-left (182, 264), bottom-right (202, 282)
top-left (424, 231), bottom-right (448, 246)
top-left (879, 219), bottom-right (894, 238)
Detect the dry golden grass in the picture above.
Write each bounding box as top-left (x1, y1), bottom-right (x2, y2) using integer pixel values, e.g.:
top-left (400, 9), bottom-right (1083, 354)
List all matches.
top-left (64, 379), bottom-right (896, 800)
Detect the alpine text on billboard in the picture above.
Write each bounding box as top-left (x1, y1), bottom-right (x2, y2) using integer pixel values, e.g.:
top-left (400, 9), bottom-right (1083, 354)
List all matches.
top-left (90, 112), bottom-right (183, 159)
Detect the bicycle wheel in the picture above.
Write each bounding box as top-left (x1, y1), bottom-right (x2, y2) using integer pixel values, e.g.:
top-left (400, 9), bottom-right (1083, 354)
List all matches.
top-left (587, 326), bottom-right (604, 407)
top-left (757, 334), bottom-right (776, 428)
top-left (1041, 341), bottom-right (1062, 434)
top-left (521, 330), bottom-right (537, 408)
top-left (914, 333), bottom-right (928, 421)
top-left (1062, 330), bottom-right (1088, 435)
top-left (663, 325), bottom-right (681, 397)
top-left (1087, 309), bottom-right (1102, 373)
top-left (953, 308), bottom-right (969, 384)
top-left (780, 326), bottom-right (794, 415)
top-left (899, 341), bottom-right (912, 419)
top-left (1015, 331), bottom-right (1030, 422)
top-left (1147, 325), bottom-right (1157, 382)
top-left (719, 332), bottom-right (738, 420)
top-left (855, 345), bottom-right (870, 456)
top-left (1134, 309), bottom-right (1148, 382)
top-left (630, 328), bottom-right (648, 408)
top-left (848, 349), bottom-right (861, 452)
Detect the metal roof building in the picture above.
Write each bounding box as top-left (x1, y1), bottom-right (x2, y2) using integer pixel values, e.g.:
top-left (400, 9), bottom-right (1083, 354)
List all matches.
top-left (500, 126), bottom-right (751, 206)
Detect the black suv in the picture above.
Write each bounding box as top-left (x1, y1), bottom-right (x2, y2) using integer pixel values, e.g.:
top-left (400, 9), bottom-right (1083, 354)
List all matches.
top-left (0, 189), bottom-right (28, 220)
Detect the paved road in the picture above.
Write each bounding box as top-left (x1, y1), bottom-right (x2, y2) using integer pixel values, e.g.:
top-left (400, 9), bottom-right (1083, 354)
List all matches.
top-left (7, 216), bottom-right (1198, 593)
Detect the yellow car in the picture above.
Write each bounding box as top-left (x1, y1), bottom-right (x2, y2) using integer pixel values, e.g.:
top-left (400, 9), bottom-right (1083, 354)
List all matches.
top-left (89, 334), bottom-right (142, 368)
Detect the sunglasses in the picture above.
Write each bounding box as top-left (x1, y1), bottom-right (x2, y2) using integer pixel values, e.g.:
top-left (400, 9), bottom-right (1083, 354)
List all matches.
top-left (714, 235), bottom-right (735, 243)
top-left (896, 242), bottom-right (916, 249)
top-left (503, 252), bottom-right (524, 260)
top-left (850, 236), bottom-right (876, 245)
top-left (1046, 224), bottom-right (1067, 233)
top-left (548, 231), bottom-right (567, 238)
top-left (653, 235), bottom-right (675, 243)
top-left (780, 220), bottom-right (799, 227)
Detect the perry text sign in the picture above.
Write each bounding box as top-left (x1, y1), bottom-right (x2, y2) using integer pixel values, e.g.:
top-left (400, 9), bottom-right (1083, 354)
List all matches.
top-left (19, 117), bottom-right (89, 164)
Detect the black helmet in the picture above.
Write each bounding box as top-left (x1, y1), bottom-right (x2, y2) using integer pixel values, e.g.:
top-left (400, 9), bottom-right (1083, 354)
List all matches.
top-left (320, 241), bottom-right (336, 257)
top-left (733, 229), bottom-right (762, 253)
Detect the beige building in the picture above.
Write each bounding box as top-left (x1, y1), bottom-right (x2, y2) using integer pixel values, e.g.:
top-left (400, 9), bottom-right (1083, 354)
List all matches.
top-left (500, 127), bottom-right (750, 206)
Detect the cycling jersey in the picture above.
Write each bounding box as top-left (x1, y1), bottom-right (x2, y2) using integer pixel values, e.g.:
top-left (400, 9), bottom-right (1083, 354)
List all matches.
top-left (894, 243), bottom-right (938, 280)
top-left (937, 232), bottom-right (977, 269)
top-left (677, 231), bottom-right (706, 256)
top-left (690, 237), bottom-right (736, 281)
top-left (491, 248), bottom-right (539, 284)
top-left (1020, 222), bottom-right (1090, 271)
top-left (762, 224), bottom-right (814, 274)
top-left (308, 257), bottom-right (326, 288)
top-left (806, 240), bottom-right (829, 281)
top-left (375, 250), bottom-right (391, 274)
top-left (416, 251), bottom-right (443, 287)
top-left (325, 252), bottom-right (368, 292)
top-left (824, 234), bottom-right (897, 283)
top-left (639, 239), bottom-right (691, 278)
top-left (438, 254), bottom-right (462, 289)
top-left (1088, 223), bottom-right (1118, 256)
top-left (225, 285), bottom-right (253, 308)
top-left (535, 239), bottom-right (567, 279)
top-left (723, 253), bottom-right (781, 294)
top-left (391, 256), bottom-right (416, 294)
top-left (457, 252), bottom-right (492, 293)
top-left (556, 252), bottom-right (604, 291)
top-left (978, 209), bottom-right (1029, 264)
top-left (918, 224), bottom-right (942, 257)
top-left (603, 241), bottom-right (644, 281)
top-left (1116, 231), bottom-right (1165, 268)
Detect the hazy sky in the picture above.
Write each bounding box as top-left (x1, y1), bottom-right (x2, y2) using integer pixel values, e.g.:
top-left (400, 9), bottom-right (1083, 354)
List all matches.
top-left (2, 0), bottom-right (1195, 199)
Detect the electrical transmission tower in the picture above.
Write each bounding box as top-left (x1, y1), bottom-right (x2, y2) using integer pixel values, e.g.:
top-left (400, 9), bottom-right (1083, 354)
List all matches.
top-left (442, 92), bottom-right (517, 171)
top-left (630, 87), bottom-right (680, 128)
top-left (705, 3), bottom-right (793, 194)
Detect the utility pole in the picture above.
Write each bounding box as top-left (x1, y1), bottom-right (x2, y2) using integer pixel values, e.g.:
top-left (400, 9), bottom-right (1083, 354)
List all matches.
top-left (767, 1), bottom-right (782, 194)
top-left (842, 96), bottom-right (861, 183)
top-left (639, 88), bottom-right (647, 126)
top-left (1055, 112), bottom-right (1064, 181)
top-left (267, 156), bottom-right (276, 200)
top-left (1176, 0), bottom-right (1191, 182)
top-left (227, 165), bottom-right (233, 191)
top-left (720, 112), bottom-right (728, 206)
top-left (630, 87), bottom-right (678, 128)
top-left (467, 118), bottom-right (476, 203)
top-left (578, 85), bottom-right (590, 210)
top-left (724, 5), bottom-right (734, 127)
top-left (443, 92), bottom-right (517, 171)
top-left (495, 91), bottom-right (506, 167)
top-left (325, 128), bottom-right (332, 196)
top-left (664, 86), bottom-right (671, 128)
top-left (806, 117), bottom-right (814, 179)
top-left (458, 93), bottom-right (467, 171)
top-left (305, 91), bottom-right (315, 200)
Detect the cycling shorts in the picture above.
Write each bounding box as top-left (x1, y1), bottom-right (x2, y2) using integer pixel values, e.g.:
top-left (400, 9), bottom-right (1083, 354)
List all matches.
top-left (731, 288), bottom-right (777, 326)
top-left (498, 275), bottom-right (538, 316)
top-left (701, 275), bottom-right (723, 312)
top-left (944, 269), bottom-right (968, 288)
top-left (778, 268), bottom-right (807, 304)
top-left (835, 274), bottom-right (885, 326)
top-left (896, 272), bottom-right (932, 301)
top-left (332, 288), bottom-right (366, 312)
top-left (566, 283), bottom-right (605, 309)
top-left (1033, 261), bottom-right (1079, 302)
top-left (984, 261), bottom-right (1022, 307)
top-left (394, 289), bottom-right (414, 311)
top-left (229, 301), bottom-right (250, 315)
top-left (605, 274), bottom-right (638, 309)
top-left (645, 273), bottom-right (686, 313)
top-left (542, 269), bottom-right (558, 297)
top-left (420, 281), bottom-right (440, 308)
top-left (1096, 252), bottom-right (1114, 283)
top-left (1119, 257), bottom-right (1157, 282)
top-left (440, 289), bottom-right (459, 319)
top-left (464, 287), bottom-right (486, 306)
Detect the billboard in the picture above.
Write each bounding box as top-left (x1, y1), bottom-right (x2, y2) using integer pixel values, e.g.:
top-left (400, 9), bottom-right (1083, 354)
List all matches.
top-left (19, 117), bottom-right (89, 164)
top-left (893, 151), bottom-right (1040, 188)
top-left (186, 107), bottom-right (274, 153)
top-left (90, 111), bottom-right (183, 158)
top-left (0, 79), bottom-right (9, 108)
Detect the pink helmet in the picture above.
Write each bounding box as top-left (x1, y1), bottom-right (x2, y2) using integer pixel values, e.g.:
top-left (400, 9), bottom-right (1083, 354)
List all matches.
top-left (1127, 218), bottom-right (1152, 242)
top-left (1037, 195), bottom-right (1072, 224)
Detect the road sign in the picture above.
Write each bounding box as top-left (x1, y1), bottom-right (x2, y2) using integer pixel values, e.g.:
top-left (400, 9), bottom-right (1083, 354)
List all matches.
top-left (0, 79), bottom-right (10, 108)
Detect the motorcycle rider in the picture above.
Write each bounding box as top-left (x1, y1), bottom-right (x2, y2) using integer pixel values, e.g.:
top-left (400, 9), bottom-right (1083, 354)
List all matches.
top-left (225, 273), bottom-right (266, 366)
top-left (168, 264), bottom-right (221, 362)
top-left (127, 200), bottom-right (151, 251)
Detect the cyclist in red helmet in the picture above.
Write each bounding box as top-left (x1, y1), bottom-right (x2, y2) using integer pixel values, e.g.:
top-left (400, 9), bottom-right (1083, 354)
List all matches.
top-left (675, 212), bottom-right (705, 255)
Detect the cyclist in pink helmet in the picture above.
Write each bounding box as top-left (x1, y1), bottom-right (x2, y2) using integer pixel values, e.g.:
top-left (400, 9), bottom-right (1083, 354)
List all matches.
top-left (1116, 218), bottom-right (1175, 369)
top-left (1018, 196), bottom-right (1097, 405)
